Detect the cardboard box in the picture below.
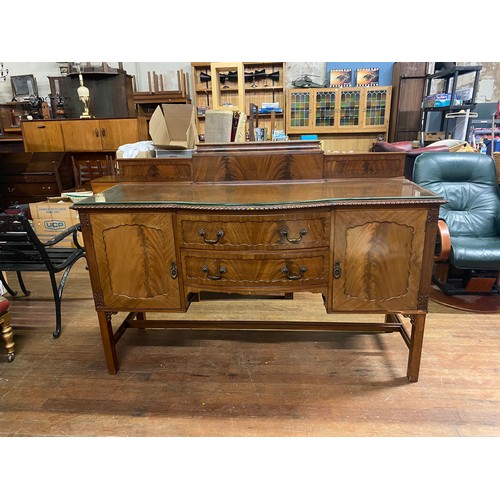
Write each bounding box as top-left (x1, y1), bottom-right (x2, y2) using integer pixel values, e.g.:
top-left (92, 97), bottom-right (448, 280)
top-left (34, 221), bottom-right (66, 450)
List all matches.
top-left (29, 197), bottom-right (82, 248)
top-left (30, 197), bottom-right (80, 221)
top-left (149, 103), bottom-right (197, 150)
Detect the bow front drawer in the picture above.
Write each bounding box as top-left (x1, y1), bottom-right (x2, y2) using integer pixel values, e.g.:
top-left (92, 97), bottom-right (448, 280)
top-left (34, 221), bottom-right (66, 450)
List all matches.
top-left (177, 211), bottom-right (330, 250)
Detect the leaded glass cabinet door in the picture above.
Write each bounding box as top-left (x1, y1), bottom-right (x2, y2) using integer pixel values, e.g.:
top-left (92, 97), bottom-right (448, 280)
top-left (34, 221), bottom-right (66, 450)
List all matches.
top-left (314, 90), bottom-right (337, 132)
top-left (362, 87), bottom-right (392, 131)
top-left (337, 88), bottom-right (362, 131)
top-left (287, 89), bottom-right (313, 133)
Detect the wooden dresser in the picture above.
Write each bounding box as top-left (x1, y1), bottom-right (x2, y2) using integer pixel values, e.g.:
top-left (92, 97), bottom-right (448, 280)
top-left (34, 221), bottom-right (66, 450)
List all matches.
top-left (0, 152), bottom-right (73, 209)
top-left (74, 146), bottom-right (445, 382)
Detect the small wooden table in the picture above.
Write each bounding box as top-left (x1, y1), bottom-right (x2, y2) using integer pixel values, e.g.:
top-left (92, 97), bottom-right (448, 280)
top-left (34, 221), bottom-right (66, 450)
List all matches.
top-left (74, 177), bottom-right (445, 382)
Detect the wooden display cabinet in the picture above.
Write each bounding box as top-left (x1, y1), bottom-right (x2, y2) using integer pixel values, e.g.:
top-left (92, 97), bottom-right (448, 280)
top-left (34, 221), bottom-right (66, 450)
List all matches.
top-left (286, 86), bottom-right (392, 135)
top-left (191, 62), bottom-right (286, 140)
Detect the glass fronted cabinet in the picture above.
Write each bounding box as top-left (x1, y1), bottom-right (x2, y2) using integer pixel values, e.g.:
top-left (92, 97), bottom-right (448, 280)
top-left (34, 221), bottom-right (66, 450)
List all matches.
top-left (287, 86), bottom-right (391, 135)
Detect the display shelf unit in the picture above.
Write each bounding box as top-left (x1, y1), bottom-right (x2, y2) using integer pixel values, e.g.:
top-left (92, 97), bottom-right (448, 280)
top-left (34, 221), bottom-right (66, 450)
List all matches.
top-left (191, 62), bottom-right (286, 140)
top-left (421, 65), bottom-right (482, 143)
top-left (286, 86), bottom-right (391, 135)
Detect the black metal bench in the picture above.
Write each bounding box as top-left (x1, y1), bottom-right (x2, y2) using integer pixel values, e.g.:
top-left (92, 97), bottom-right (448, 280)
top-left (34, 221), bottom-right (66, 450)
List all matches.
top-left (0, 212), bottom-right (85, 338)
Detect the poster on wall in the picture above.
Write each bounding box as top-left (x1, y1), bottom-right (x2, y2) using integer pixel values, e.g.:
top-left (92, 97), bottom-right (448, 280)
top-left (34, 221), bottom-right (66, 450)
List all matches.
top-left (356, 67), bottom-right (379, 86)
top-left (329, 68), bottom-right (352, 87)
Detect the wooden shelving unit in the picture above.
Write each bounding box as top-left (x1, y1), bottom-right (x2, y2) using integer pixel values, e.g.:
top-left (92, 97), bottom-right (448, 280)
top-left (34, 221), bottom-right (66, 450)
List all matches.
top-left (191, 62), bottom-right (286, 140)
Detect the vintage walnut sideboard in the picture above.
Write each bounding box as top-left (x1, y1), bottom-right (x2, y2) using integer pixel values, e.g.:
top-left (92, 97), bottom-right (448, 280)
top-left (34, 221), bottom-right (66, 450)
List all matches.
top-left (73, 142), bottom-right (445, 382)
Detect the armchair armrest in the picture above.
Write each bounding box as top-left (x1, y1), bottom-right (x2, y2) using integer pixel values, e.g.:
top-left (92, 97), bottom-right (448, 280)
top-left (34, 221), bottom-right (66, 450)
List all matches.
top-left (43, 223), bottom-right (83, 249)
top-left (435, 219), bottom-right (451, 262)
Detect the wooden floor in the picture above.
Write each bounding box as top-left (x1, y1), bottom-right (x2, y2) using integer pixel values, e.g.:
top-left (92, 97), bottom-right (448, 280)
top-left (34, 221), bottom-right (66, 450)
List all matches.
top-left (1, 258), bottom-right (500, 437)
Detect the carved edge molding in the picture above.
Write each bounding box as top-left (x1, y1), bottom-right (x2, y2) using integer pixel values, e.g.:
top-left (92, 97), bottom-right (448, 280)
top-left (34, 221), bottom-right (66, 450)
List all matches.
top-left (74, 199), bottom-right (443, 212)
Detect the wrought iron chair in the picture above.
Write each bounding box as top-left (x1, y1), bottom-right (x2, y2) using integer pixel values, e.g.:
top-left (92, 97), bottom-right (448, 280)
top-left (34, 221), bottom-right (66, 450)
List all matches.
top-left (0, 295), bottom-right (14, 362)
top-left (413, 152), bottom-right (500, 294)
top-left (0, 212), bottom-right (85, 338)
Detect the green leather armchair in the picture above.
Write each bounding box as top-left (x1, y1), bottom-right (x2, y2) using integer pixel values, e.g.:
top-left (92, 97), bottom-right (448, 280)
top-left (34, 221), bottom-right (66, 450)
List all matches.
top-left (413, 152), bottom-right (500, 294)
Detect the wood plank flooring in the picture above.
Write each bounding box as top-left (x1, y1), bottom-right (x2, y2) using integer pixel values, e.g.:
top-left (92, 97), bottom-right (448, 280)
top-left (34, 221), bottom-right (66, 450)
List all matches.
top-left (1, 258), bottom-right (500, 437)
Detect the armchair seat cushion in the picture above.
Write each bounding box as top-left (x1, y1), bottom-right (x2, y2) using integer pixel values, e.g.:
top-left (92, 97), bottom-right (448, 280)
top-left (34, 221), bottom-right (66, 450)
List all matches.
top-left (450, 236), bottom-right (500, 269)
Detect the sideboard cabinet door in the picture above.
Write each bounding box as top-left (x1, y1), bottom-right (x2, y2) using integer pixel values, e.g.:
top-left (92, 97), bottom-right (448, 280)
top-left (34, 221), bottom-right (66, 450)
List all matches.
top-left (60, 119), bottom-right (102, 151)
top-left (331, 208), bottom-right (427, 312)
top-left (22, 121), bottom-right (64, 152)
top-left (98, 118), bottom-right (143, 150)
top-left (88, 212), bottom-right (182, 310)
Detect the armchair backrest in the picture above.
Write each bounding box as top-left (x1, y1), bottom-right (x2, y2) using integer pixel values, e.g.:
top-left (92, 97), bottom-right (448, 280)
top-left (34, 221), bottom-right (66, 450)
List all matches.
top-left (413, 152), bottom-right (500, 238)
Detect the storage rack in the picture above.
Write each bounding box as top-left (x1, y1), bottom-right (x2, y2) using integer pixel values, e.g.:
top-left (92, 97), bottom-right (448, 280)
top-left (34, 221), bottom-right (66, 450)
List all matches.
top-left (421, 65), bottom-right (482, 143)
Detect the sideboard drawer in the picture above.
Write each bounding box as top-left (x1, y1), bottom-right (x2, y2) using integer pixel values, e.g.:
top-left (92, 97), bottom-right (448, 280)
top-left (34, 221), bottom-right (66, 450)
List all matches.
top-left (180, 249), bottom-right (329, 292)
top-left (177, 211), bottom-right (330, 250)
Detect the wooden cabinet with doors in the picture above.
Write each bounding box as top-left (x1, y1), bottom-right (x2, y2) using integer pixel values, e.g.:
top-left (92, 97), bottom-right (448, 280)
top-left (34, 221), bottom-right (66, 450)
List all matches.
top-left (47, 68), bottom-right (135, 119)
top-left (191, 62), bottom-right (286, 140)
top-left (22, 117), bottom-right (148, 153)
top-left (286, 86), bottom-right (392, 135)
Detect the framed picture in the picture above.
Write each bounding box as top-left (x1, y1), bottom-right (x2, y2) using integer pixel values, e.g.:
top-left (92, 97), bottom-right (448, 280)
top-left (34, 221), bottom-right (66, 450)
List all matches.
top-left (329, 68), bottom-right (352, 87)
top-left (356, 68), bottom-right (379, 86)
top-left (10, 74), bottom-right (38, 98)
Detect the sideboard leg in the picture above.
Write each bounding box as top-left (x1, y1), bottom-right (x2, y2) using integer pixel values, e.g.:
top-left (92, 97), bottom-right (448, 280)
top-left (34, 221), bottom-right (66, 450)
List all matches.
top-left (97, 311), bottom-right (119, 374)
top-left (407, 313), bottom-right (426, 382)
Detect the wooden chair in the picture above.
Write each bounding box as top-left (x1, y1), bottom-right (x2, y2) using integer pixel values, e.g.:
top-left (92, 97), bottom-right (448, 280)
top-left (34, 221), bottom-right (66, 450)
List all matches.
top-left (0, 296), bottom-right (14, 362)
top-left (0, 212), bottom-right (85, 338)
top-left (71, 155), bottom-right (116, 190)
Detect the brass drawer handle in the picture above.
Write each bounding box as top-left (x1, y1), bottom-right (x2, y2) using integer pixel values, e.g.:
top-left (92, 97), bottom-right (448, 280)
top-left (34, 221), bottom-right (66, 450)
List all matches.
top-left (37, 125), bottom-right (46, 129)
top-left (199, 228), bottom-right (224, 244)
top-left (279, 228), bottom-right (307, 243)
top-left (201, 265), bottom-right (227, 280)
top-left (95, 128), bottom-right (99, 137)
top-left (101, 128), bottom-right (106, 137)
top-left (281, 265), bottom-right (307, 280)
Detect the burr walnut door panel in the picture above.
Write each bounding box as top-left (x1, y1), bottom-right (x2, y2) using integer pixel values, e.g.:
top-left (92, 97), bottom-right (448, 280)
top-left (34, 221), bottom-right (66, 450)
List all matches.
top-left (89, 212), bottom-right (182, 310)
top-left (331, 208), bottom-right (428, 312)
